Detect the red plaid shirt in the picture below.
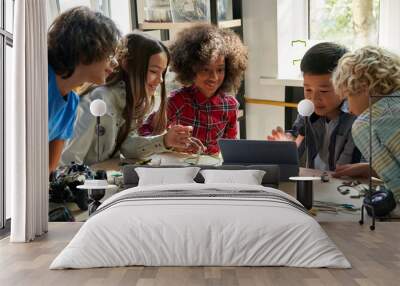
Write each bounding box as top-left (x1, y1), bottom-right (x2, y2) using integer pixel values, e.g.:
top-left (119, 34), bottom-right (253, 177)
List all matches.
top-left (140, 85), bottom-right (238, 154)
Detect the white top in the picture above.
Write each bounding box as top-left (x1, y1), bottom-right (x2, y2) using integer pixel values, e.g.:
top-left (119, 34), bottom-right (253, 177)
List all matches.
top-left (60, 81), bottom-right (167, 166)
top-left (77, 179), bottom-right (117, 190)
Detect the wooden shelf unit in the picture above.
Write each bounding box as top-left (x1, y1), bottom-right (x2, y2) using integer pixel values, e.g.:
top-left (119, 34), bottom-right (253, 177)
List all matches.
top-left (138, 19), bottom-right (241, 30)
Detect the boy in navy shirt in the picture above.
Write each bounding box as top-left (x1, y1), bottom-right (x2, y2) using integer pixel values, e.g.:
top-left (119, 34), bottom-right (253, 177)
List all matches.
top-left (268, 42), bottom-right (361, 171)
top-left (47, 6), bottom-right (120, 171)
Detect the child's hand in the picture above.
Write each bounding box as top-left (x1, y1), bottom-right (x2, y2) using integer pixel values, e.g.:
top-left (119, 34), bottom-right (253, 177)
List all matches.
top-left (332, 163), bottom-right (370, 178)
top-left (172, 137), bottom-right (207, 154)
top-left (266, 126), bottom-right (294, 142)
top-left (163, 125), bottom-right (193, 149)
top-left (187, 137), bottom-right (207, 154)
top-left (163, 125), bottom-right (206, 154)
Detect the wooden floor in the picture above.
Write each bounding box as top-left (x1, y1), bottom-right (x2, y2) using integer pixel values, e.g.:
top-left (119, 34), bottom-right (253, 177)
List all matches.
top-left (1, 222), bottom-right (399, 286)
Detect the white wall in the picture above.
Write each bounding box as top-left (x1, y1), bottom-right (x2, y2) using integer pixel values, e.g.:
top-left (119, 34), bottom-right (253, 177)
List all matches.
top-left (109, 0), bottom-right (132, 34)
top-left (242, 0), bottom-right (311, 140)
top-left (379, 0), bottom-right (400, 54)
top-left (277, 0), bottom-right (308, 78)
top-left (243, 0), bottom-right (285, 140)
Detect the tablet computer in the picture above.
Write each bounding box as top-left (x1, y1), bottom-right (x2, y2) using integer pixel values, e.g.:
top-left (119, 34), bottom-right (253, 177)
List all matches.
top-left (218, 139), bottom-right (299, 180)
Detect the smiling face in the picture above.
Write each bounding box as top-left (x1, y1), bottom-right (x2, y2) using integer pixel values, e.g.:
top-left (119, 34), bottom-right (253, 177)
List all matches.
top-left (194, 55), bottom-right (225, 98)
top-left (303, 73), bottom-right (343, 119)
top-left (145, 52), bottom-right (168, 97)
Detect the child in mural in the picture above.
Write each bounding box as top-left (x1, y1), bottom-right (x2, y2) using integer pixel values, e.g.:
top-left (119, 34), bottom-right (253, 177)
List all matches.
top-left (61, 32), bottom-right (203, 166)
top-left (47, 6), bottom-right (120, 172)
top-left (267, 42), bottom-right (361, 171)
top-left (332, 45), bottom-right (400, 214)
top-left (140, 23), bottom-right (248, 155)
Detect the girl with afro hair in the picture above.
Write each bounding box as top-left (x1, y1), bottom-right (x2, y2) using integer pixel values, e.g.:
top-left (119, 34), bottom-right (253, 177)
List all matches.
top-left (141, 23), bottom-right (247, 155)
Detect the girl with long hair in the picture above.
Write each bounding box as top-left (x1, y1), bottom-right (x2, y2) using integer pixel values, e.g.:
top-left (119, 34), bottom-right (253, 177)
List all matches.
top-left (60, 32), bottom-right (199, 166)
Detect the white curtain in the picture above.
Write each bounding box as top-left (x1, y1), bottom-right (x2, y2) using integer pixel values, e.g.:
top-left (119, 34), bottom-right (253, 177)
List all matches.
top-left (7, 0), bottom-right (48, 242)
top-left (379, 0), bottom-right (400, 54)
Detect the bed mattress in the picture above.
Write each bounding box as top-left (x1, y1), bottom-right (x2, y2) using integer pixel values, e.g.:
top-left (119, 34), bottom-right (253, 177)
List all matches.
top-left (50, 183), bottom-right (350, 269)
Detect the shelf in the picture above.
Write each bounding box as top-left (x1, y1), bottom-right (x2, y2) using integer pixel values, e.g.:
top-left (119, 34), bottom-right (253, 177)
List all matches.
top-left (161, 40), bottom-right (172, 46)
top-left (217, 19), bottom-right (242, 29)
top-left (245, 97), bottom-right (298, 109)
top-left (139, 19), bottom-right (242, 30)
top-left (259, 76), bottom-right (303, 87)
top-left (139, 22), bottom-right (205, 30)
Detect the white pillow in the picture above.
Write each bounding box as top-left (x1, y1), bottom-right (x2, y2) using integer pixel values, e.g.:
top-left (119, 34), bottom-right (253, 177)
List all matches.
top-left (135, 167), bottom-right (201, 186)
top-left (200, 169), bottom-right (266, 185)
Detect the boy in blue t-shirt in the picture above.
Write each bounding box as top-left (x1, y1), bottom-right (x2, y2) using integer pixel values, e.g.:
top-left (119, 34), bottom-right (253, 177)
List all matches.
top-left (47, 6), bottom-right (120, 172)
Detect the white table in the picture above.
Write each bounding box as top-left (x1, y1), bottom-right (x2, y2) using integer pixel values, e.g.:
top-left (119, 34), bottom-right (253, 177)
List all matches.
top-left (77, 183), bottom-right (117, 215)
top-left (91, 155), bottom-right (369, 222)
top-left (280, 168), bottom-right (369, 222)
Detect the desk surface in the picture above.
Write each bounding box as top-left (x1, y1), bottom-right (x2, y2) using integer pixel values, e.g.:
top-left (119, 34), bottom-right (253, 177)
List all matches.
top-left (284, 168), bottom-right (366, 222)
top-left (90, 152), bottom-right (222, 171)
top-left (91, 154), bottom-right (369, 222)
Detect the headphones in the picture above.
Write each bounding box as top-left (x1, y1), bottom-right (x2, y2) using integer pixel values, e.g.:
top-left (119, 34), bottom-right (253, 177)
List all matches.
top-left (363, 187), bottom-right (396, 217)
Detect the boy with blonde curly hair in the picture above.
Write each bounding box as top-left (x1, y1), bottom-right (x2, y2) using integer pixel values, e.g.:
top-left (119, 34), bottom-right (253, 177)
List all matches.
top-left (332, 45), bottom-right (400, 210)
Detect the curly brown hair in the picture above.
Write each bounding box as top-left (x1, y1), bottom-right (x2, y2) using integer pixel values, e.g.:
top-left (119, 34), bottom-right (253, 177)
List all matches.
top-left (169, 23), bottom-right (247, 93)
top-left (48, 6), bottom-right (121, 79)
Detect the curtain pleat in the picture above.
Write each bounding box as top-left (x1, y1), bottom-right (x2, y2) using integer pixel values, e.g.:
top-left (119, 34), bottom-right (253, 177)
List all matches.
top-left (9, 0), bottom-right (48, 242)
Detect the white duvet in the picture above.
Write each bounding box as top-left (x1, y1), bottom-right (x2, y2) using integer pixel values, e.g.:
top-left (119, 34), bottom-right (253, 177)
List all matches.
top-left (50, 183), bottom-right (350, 269)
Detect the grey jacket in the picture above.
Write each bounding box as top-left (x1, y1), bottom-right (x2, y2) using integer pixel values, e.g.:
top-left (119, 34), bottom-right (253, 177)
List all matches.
top-left (292, 101), bottom-right (361, 171)
top-left (60, 81), bottom-right (167, 166)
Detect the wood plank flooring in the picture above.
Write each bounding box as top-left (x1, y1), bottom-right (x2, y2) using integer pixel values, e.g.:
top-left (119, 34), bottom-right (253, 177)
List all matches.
top-left (0, 222), bottom-right (399, 286)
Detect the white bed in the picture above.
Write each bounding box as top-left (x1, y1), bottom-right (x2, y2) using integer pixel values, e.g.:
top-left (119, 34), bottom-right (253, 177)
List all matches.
top-left (50, 183), bottom-right (351, 269)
